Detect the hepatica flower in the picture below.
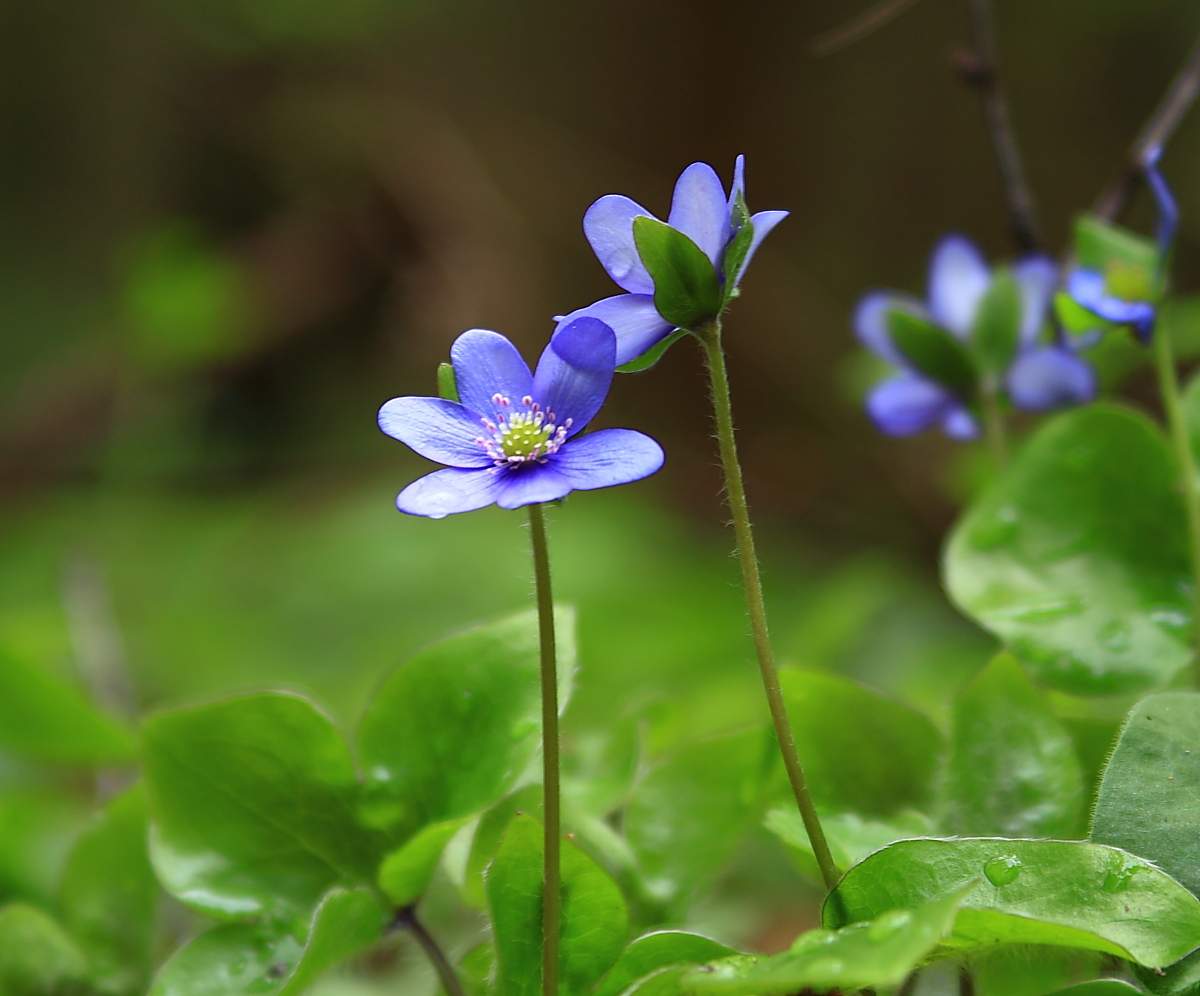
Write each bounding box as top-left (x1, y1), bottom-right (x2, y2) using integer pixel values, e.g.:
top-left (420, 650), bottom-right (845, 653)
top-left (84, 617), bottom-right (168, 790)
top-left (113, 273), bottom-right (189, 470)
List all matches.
top-left (556, 155), bottom-right (788, 366)
top-left (378, 318), bottom-right (664, 517)
top-left (857, 236), bottom-right (1095, 439)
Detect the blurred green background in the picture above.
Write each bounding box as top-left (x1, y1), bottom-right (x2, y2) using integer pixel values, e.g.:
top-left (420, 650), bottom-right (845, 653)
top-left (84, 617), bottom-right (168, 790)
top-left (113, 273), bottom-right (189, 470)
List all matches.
top-left (2, 0), bottom-right (1199, 989)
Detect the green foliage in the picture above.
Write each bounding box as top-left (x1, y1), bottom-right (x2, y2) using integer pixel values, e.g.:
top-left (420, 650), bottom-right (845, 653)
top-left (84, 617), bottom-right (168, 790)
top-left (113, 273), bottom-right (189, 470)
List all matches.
top-left (945, 405), bottom-right (1192, 694)
top-left (485, 814), bottom-right (628, 995)
top-left (765, 806), bottom-right (936, 880)
top-left (616, 330), bottom-right (691, 374)
top-left (720, 197), bottom-right (754, 298)
top-left (142, 691), bottom-right (378, 919)
top-left (632, 217), bottom-right (721, 329)
top-left (0, 903), bottom-right (89, 996)
top-left (377, 818), bottom-right (467, 907)
top-left (944, 654), bottom-right (1085, 837)
top-left (886, 307), bottom-right (979, 398)
top-left (826, 837), bottom-right (1200, 967)
top-left (1091, 693), bottom-right (1200, 896)
top-left (683, 892), bottom-right (963, 994)
top-left (357, 608), bottom-right (574, 841)
top-left (1074, 214), bottom-right (1159, 278)
top-left (436, 362), bottom-right (460, 402)
top-left (594, 932), bottom-right (736, 996)
top-left (970, 270), bottom-right (1023, 374)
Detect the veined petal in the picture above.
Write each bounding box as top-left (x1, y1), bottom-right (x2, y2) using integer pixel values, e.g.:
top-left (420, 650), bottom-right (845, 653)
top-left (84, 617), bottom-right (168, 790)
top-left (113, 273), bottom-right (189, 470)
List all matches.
top-left (667, 162), bottom-right (729, 264)
top-left (378, 396), bottom-right (491, 468)
top-left (731, 209), bottom-right (788, 286)
top-left (396, 466), bottom-right (503, 518)
top-left (534, 317), bottom-right (615, 435)
top-left (494, 464), bottom-right (573, 509)
top-left (1067, 268), bottom-right (1157, 327)
top-left (583, 194), bottom-right (656, 294)
top-left (450, 329), bottom-right (533, 418)
top-left (553, 428), bottom-right (664, 490)
top-left (1007, 345), bottom-right (1097, 411)
top-left (866, 374), bottom-right (953, 436)
top-left (554, 294), bottom-right (674, 367)
top-left (928, 235), bottom-right (990, 336)
top-left (854, 291), bottom-right (928, 364)
top-left (1013, 255), bottom-right (1059, 344)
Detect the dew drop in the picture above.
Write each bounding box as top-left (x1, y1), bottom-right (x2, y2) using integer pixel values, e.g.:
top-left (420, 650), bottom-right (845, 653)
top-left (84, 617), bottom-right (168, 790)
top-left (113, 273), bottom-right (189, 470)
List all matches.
top-left (1102, 861), bottom-right (1143, 894)
top-left (869, 909), bottom-right (914, 940)
top-left (984, 854), bottom-right (1022, 886)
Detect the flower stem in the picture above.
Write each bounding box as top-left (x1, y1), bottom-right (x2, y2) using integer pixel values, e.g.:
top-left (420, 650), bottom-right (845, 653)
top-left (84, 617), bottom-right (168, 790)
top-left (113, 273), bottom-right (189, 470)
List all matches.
top-left (980, 384), bottom-right (1008, 467)
top-left (696, 320), bottom-right (841, 893)
top-left (1151, 325), bottom-right (1200, 675)
top-left (393, 906), bottom-right (465, 996)
top-left (527, 502), bottom-right (560, 995)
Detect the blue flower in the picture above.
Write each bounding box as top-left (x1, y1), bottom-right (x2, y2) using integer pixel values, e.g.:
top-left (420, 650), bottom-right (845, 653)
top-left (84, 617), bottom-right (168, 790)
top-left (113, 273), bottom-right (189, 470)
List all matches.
top-left (1066, 148), bottom-right (1177, 344)
top-left (556, 156), bottom-right (789, 366)
top-left (856, 235), bottom-right (1096, 439)
top-left (378, 318), bottom-right (665, 518)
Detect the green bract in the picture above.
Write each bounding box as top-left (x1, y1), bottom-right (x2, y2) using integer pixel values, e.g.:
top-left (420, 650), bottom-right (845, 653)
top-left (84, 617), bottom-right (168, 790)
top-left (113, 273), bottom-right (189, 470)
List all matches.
top-left (632, 217), bottom-right (722, 330)
top-left (970, 269), bottom-right (1023, 375)
top-left (886, 307), bottom-right (979, 398)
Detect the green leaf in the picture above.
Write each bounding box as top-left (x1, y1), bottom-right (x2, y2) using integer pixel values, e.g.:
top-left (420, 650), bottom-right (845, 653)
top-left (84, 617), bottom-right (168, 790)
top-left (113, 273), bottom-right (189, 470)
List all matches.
top-left (780, 668), bottom-right (944, 815)
top-left (616, 329), bottom-right (691, 374)
top-left (148, 887), bottom-right (385, 996)
top-left (437, 362), bottom-right (459, 402)
top-left (969, 945), bottom-right (1101, 996)
top-left (886, 307), bottom-right (979, 398)
top-left (945, 654), bottom-right (1085, 837)
top-left (632, 217), bottom-right (721, 329)
top-left (0, 650), bottom-right (133, 764)
top-left (1047, 983), bottom-right (1145, 995)
top-left (358, 608), bottom-right (575, 840)
top-left (765, 806), bottom-right (936, 881)
top-left (683, 892), bottom-right (963, 994)
top-left (1092, 692), bottom-right (1200, 896)
top-left (720, 197), bottom-right (754, 299)
top-left (59, 786), bottom-right (158, 995)
top-left (455, 943), bottom-right (496, 996)
top-left (377, 817), bottom-right (468, 907)
top-left (143, 691), bottom-right (378, 919)
top-left (485, 814), bottom-right (628, 995)
top-left (462, 786), bottom-right (542, 908)
top-left (825, 837), bottom-right (1200, 967)
top-left (1140, 948), bottom-right (1200, 995)
top-left (0, 903), bottom-right (88, 996)
top-left (624, 729), bottom-right (773, 909)
top-left (594, 932), bottom-right (736, 996)
top-left (970, 270), bottom-right (1023, 374)
top-left (945, 405), bottom-right (1192, 695)
top-left (1075, 214), bottom-right (1159, 275)
top-left (1056, 291), bottom-right (1111, 335)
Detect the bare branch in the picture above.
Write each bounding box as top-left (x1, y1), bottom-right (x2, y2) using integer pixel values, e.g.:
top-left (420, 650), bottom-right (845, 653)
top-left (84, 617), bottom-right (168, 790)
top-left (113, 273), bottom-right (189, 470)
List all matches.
top-left (810, 0), bottom-right (923, 57)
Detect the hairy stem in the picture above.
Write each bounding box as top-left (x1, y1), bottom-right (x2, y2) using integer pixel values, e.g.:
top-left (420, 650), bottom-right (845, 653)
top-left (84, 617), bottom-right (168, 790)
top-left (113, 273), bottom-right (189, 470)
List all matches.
top-left (961, 0), bottom-right (1041, 252)
top-left (1152, 328), bottom-right (1200, 675)
top-left (393, 907), bottom-right (465, 996)
top-left (527, 502), bottom-right (561, 994)
top-left (1094, 36), bottom-right (1200, 222)
top-left (697, 321), bottom-right (840, 892)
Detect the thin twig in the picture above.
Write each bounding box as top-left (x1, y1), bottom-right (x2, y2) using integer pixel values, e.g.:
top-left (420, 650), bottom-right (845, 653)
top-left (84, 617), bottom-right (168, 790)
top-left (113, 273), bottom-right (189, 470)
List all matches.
top-left (392, 907), bottom-right (465, 996)
top-left (956, 0), bottom-right (1042, 252)
top-left (1093, 36), bottom-right (1200, 222)
top-left (810, 0), bottom-right (923, 57)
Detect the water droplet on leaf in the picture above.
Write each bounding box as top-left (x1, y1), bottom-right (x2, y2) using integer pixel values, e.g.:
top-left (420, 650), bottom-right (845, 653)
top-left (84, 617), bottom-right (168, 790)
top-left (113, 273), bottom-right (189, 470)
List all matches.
top-left (984, 854), bottom-right (1022, 885)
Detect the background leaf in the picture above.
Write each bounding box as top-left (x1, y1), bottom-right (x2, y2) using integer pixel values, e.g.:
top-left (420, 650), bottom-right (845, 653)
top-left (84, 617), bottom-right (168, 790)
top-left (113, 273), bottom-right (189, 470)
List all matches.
top-left (632, 217), bottom-right (721, 329)
top-left (377, 817), bottom-right (467, 907)
top-left (944, 654), bottom-right (1085, 837)
top-left (765, 806), bottom-right (936, 882)
top-left (143, 691), bottom-right (378, 919)
top-left (970, 270), bottom-right (1022, 375)
top-left (945, 405), bottom-right (1192, 695)
top-left (825, 837), bottom-right (1200, 968)
top-left (594, 931), bottom-right (736, 996)
top-left (886, 308), bottom-right (978, 398)
top-left (0, 903), bottom-right (88, 996)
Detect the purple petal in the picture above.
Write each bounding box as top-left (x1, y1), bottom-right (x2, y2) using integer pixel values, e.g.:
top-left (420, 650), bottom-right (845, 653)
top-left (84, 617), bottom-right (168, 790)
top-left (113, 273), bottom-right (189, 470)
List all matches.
top-left (726, 154), bottom-right (746, 211)
top-left (731, 210), bottom-right (788, 286)
top-left (667, 162), bottom-right (729, 264)
top-left (1067, 269), bottom-right (1157, 327)
top-left (941, 406), bottom-right (980, 440)
top-left (583, 194), bottom-right (656, 294)
top-left (494, 464), bottom-right (573, 509)
top-left (553, 428), bottom-right (664, 491)
top-left (396, 467), bottom-right (503, 518)
top-left (534, 317), bottom-right (615, 434)
top-left (854, 292), bottom-right (929, 365)
top-left (866, 374), bottom-right (954, 436)
top-left (450, 329), bottom-right (533, 418)
top-left (928, 235), bottom-right (990, 337)
top-left (378, 397), bottom-right (490, 468)
top-left (554, 294), bottom-right (674, 367)
top-left (1013, 256), bottom-right (1059, 344)
top-left (1007, 346), bottom-right (1097, 412)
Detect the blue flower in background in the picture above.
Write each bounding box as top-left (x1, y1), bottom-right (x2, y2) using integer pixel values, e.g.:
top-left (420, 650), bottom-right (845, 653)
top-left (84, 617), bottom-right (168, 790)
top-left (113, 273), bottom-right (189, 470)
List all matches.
top-left (378, 319), bottom-right (664, 518)
top-left (1067, 148), bottom-right (1177, 343)
top-left (857, 235), bottom-right (1095, 439)
top-left (556, 155), bottom-right (789, 366)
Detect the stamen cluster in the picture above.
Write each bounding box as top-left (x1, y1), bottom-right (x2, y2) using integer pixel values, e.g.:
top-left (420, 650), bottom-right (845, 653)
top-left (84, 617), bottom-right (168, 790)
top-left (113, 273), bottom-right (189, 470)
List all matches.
top-left (476, 393), bottom-right (572, 467)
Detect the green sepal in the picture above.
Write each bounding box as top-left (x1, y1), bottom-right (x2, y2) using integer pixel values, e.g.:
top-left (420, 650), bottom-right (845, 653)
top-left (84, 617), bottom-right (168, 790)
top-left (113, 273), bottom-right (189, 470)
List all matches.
top-left (887, 307), bottom-right (978, 399)
top-left (437, 362), bottom-right (459, 402)
top-left (616, 329), bottom-right (691, 374)
top-left (633, 216), bottom-right (722, 329)
top-left (720, 195), bottom-right (754, 302)
top-left (970, 270), bottom-right (1023, 373)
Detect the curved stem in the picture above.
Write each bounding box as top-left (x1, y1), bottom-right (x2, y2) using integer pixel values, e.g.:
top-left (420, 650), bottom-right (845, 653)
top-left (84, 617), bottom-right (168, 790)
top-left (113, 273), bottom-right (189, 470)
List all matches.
top-left (1151, 327), bottom-right (1200, 678)
top-left (527, 502), bottom-right (560, 994)
top-left (980, 384), bottom-right (1008, 467)
top-left (697, 321), bottom-right (840, 892)
top-left (394, 907), bottom-right (465, 996)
